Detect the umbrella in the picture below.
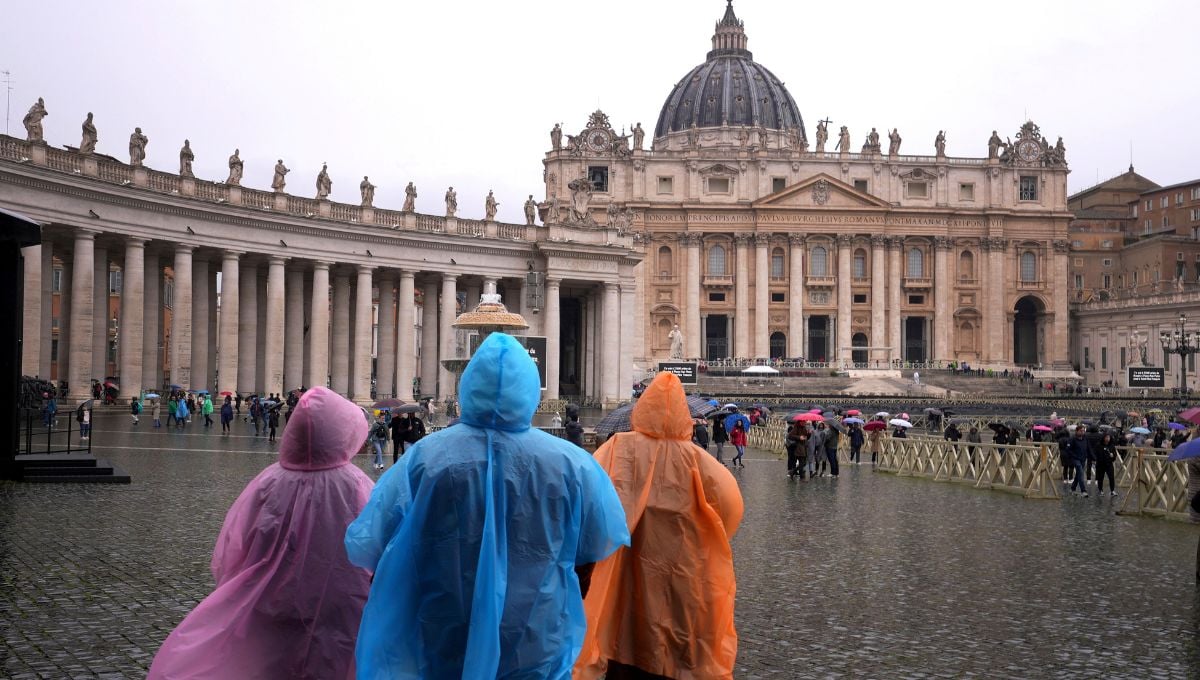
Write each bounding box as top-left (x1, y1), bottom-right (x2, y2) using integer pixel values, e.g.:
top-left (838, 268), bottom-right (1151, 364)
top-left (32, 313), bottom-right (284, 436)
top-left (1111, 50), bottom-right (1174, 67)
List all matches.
top-left (987, 422), bottom-right (1008, 433)
top-left (707, 399), bottom-right (720, 407)
top-left (262, 399), bottom-right (280, 408)
top-left (144, 392), bottom-right (160, 399)
top-left (195, 389), bottom-right (210, 395)
top-left (875, 411), bottom-right (890, 418)
top-left (723, 403), bottom-right (739, 411)
top-left (1126, 411), bottom-right (1142, 418)
top-left (741, 365), bottom-right (780, 375)
top-left (1130, 426), bottom-right (1151, 435)
top-left (708, 406), bottom-right (735, 420)
top-left (219, 391), bottom-right (234, 397)
top-left (169, 384), bottom-right (183, 390)
top-left (864, 421), bottom-right (887, 432)
top-left (1147, 408), bottom-right (1165, 414)
top-left (809, 408), bottom-right (823, 414)
top-left (824, 418), bottom-right (847, 433)
top-left (1167, 439), bottom-right (1200, 462)
top-left (924, 408), bottom-right (943, 416)
top-left (1168, 422), bottom-right (1188, 431)
top-left (889, 418), bottom-right (913, 428)
top-left (685, 395), bottom-right (718, 418)
top-left (1033, 425), bottom-right (1053, 432)
top-left (77, 399), bottom-right (94, 409)
top-left (1179, 407), bottom-right (1200, 425)
top-left (391, 403), bottom-right (425, 415)
top-left (948, 418), bottom-right (971, 426)
top-left (724, 412), bottom-right (752, 434)
top-left (843, 417), bottom-right (865, 425)
top-left (103, 380), bottom-right (118, 388)
top-left (899, 412), bottom-right (910, 420)
top-left (595, 405), bottom-right (641, 438)
top-left (373, 398), bottom-right (406, 410)
top-left (846, 409), bottom-right (862, 416)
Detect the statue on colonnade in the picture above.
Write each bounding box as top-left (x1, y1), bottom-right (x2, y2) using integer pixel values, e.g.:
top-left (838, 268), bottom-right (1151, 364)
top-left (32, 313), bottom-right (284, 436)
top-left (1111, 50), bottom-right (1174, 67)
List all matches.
top-left (23, 97), bottom-right (48, 143)
top-left (128, 128), bottom-right (148, 167)
top-left (524, 195), bottom-right (537, 225)
top-left (179, 140), bottom-right (194, 177)
top-left (484, 190), bottom-right (498, 220)
top-left (79, 112), bottom-right (97, 154)
top-left (445, 186), bottom-right (457, 216)
top-left (226, 149), bottom-right (243, 186)
top-left (315, 163), bottom-right (332, 199)
top-left (272, 159), bottom-right (289, 192)
top-left (360, 176), bottom-right (375, 207)
top-left (403, 182), bottom-right (417, 212)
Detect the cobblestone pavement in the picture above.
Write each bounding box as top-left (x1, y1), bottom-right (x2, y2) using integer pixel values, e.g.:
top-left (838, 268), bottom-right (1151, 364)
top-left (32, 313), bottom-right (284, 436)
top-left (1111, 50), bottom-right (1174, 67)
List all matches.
top-left (2, 412), bottom-right (1199, 678)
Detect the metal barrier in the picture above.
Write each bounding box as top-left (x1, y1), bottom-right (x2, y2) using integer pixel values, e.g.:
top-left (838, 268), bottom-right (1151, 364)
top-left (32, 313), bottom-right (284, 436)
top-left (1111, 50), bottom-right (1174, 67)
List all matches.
top-left (18, 408), bottom-right (92, 456)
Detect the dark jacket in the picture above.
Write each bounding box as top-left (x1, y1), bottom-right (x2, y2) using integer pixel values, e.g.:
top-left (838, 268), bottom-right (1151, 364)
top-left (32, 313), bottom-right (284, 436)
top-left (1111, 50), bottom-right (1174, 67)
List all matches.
top-left (1094, 439), bottom-right (1118, 465)
top-left (849, 427), bottom-right (865, 448)
top-left (1064, 435), bottom-right (1092, 464)
top-left (943, 425), bottom-right (962, 442)
top-left (565, 418), bottom-right (584, 446)
top-left (390, 416), bottom-right (410, 442)
top-left (404, 417), bottom-right (426, 444)
top-left (712, 419), bottom-right (728, 444)
top-left (692, 421), bottom-right (710, 448)
top-left (824, 428), bottom-right (840, 451)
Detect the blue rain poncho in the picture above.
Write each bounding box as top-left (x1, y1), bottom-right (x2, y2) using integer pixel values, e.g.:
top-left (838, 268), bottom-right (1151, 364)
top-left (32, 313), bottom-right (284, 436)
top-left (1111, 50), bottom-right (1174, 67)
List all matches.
top-left (345, 333), bottom-right (630, 679)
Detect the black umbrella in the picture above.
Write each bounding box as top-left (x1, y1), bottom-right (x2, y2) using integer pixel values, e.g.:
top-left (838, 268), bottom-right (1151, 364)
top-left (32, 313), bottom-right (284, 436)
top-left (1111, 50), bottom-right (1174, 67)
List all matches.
top-left (824, 418), bottom-right (847, 433)
top-left (987, 422), bottom-right (1007, 433)
top-left (685, 395), bottom-right (718, 418)
top-left (594, 404), bottom-right (635, 439)
top-left (948, 418), bottom-right (971, 426)
top-left (924, 408), bottom-right (944, 416)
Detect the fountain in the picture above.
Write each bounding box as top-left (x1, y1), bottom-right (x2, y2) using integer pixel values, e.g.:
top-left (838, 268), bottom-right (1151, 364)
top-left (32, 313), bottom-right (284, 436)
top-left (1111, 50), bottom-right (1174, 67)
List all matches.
top-left (440, 282), bottom-right (529, 398)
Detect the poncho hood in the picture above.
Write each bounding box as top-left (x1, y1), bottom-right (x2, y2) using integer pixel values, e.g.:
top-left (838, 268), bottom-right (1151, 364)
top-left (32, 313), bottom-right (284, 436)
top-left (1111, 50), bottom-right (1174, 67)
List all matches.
top-left (459, 332), bottom-right (540, 432)
top-left (279, 386), bottom-right (368, 471)
top-left (632, 372), bottom-right (693, 440)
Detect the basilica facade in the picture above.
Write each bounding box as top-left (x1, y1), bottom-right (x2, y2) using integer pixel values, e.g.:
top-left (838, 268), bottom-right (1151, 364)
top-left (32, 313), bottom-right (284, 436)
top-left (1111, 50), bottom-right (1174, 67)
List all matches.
top-left (542, 2), bottom-right (1075, 370)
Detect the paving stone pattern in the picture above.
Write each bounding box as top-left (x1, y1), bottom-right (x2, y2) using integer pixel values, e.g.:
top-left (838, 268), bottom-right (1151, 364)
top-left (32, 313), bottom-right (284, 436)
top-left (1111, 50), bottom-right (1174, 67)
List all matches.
top-left (2, 413), bottom-right (1198, 678)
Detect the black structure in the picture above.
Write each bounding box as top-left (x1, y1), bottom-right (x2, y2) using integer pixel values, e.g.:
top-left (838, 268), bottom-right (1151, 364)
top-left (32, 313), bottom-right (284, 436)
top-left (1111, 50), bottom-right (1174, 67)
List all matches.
top-left (654, 1), bottom-right (805, 140)
top-left (1159, 312), bottom-right (1200, 409)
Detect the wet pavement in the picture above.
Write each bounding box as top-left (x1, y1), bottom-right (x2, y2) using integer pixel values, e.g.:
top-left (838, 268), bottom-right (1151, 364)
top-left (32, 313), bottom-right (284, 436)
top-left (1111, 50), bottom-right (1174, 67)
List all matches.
top-left (2, 411), bottom-right (1199, 678)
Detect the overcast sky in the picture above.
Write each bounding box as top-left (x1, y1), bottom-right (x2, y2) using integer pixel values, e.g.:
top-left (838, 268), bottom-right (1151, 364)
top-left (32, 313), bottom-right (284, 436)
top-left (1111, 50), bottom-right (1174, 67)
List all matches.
top-left (5, 0), bottom-right (1198, 222)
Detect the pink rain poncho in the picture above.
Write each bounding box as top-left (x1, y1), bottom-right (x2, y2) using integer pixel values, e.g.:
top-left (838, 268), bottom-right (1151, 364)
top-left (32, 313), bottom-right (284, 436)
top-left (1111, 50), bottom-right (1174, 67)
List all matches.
top-left (148, 386), bottom-right (375, 680)
top-left (345, 332), bottom-right (630, 678)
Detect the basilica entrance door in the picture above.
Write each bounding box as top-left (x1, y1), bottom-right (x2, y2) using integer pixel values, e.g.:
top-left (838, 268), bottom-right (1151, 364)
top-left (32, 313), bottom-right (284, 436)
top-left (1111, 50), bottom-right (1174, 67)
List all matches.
top-left (807, 316), bottom-right (829, 362)
top-left (1013, 296), bottom-right (1041, 365)
top-left (705, 315), bottom-right (728, 360)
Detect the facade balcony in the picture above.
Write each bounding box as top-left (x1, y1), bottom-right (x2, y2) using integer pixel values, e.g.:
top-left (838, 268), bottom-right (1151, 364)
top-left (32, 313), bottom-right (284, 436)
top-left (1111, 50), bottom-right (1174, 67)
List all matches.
top-left (703, 275), bottom-right (734, 288)
top-left (903, 276), bottom-right (932, 289)
top-left (806, 275), bottom-right (835, 288)
top-left (1017, 279), bottom-right (1043, 290)
top-left (654, 274), bottom-right (679, 285)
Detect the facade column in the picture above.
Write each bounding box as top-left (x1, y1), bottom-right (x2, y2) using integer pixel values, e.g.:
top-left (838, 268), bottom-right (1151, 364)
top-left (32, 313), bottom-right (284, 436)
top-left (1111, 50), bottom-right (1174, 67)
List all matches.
top-left (67, 230), bottom-right (97, 400)
top-left (376, 273), bottom-right (396, 398)
top-left (396, 271), bottom-right (416, 401)
top-left (602, 282), bottom-right (620, 403)
top-left (420, 280), bottom-right (438, 398)
top-left (986, 238), bottom-right (1007, 364)
top-left (1051, 240), bottom-right (1070, 367)
top-left (684, 234), bottom-right (701, 358)
top-left (191, 258), bottom-right (210, 389)
top-left (218, 251), bottom-right (240, 395)
top-left (933, 236), bottom-right (952, 362)
top-left (21, 244), bottom-right (42, 377)
top-left (545, 277), bottom-right (561, 399)
top-left (237, 262), bottom-right (259, 394)
top-left (870, 235), bottom-right (886, 363)
top-left (264, 256), bottom-right (286, 396)
top-left (787, 234), bottom-right (805, 358)
top-left (836, 234), bottom-right (852, 364)
top-left (284, 267), bottom-right (305, 390)
top-left (39, 242), bottom-right (54, 379)
top-left (306, 262), bottom-right (330, 389)
top-left (256, 271), bottom-right (268, 392)
top-left (620, 282), bottom-right (635, 400)
top-left (733, 233), bottom-right (751, 357)
top-left (93, 245), bottom-right (109, 381)
top-left (118, 238), bottom-right (145, 398)
top-left (142, 254), bottom-right (160, 390)
top-left (887, 237), bottom-right (903, 364)
top-left (352, 266), bottom-right (374, 402)
top-left (330, 271), bottom-right (351, 395)
top-left (439, 273), bottom-right (457, 398)
top-left (59, 261), bottom-right (72, 387)
top-left (170, 246), bottom-right (193, 389)
top-left (754, 234), bottom-right (770, 358)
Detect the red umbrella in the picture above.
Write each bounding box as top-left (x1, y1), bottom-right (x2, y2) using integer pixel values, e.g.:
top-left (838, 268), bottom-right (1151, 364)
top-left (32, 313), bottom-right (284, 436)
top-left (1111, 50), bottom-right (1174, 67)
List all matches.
top-left (846, 409), bottom-right (861, 416)
top-left (792, 412), bottom-right (824, 422)
top-left (219, 391), bottom-right (234, 397)
top-left (1180, 407), bottom-right (1200, 425)
top-left (864, 421), bottom-right (887, 431)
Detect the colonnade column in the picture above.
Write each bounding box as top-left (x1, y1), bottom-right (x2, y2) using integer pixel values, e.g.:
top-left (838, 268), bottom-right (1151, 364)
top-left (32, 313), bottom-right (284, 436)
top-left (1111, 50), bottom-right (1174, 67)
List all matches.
top-left (93, 245), bottom-right (108, 380)
top-left (191, 258), bottom-right (210, 390)
top-left (118, 238), bottom-right (145, 398)
top-left (218, 251), bottom-right (240, 395)
top-left (1051, 240), bottom-right (1070, 367)
top-left (836, 235), bottom-right (852, 364)
top-left (351, 266), bottom-right (374, 402)
top-left (733, 233), bottom-right (750, 357)
top-left (787, 234), bottom-right (805, 358)
top-left (870, 235), bottom-right (886, 362)
top-left (143, 254), bottom-right (160, 390)
top-left (170, 246), bottom-right (193, 389)
top-left (601, 282), bottom-right (620, 404)
top-left (59, 261), bottom-right (72, 389)
top-left (263, 256), bottom-right (286, 396)
top-left (67, 230), bottom-right (96, 400)
top-left (284, 267), bottom-right (305, 391)
top-left (620, 283), bottom-right (635, 399)
top-left (396, 271), bottom-right (416, 401)
top-left (237, 262), bottom-right (259, 393)
top-left (376, 273), bottom-right (396, 398)
top-left (684, 234), bottom-right (701, 358)
top-left (330, 271), bottom-right (351, 395)
top-left (933, 236), bottom-right (952, 362)
top-left (39, 242), bottom-right (53, 379)
top-left (306, 262), bottom-right (330, 389)
top-left (439, 273), bottom-right (457, 398)
top-left (420, 280), bottom-right (438, 397)
top-left (754, 234), bottom-right (770, 357)
top-left (21, 244), bottom-right (42, 377)
top-left (545, 277), bottom-right (561, 400)
top-left (887, 237), bottom-right (902, 363)
top-left (985, 238), bottom-right (1006, 363)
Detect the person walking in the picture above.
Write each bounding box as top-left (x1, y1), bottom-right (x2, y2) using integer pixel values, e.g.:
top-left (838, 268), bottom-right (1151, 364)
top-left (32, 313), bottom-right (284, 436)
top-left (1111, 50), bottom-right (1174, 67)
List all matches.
top-left (78, 405), bottom-right (91, 440)
top-left (711, 416), bottom-right (728, 464)
top-left (565, 415), bottom-right (584, 448)
top-left (202, 395), bottom-right (214, 427)
top-left (403, 412), bottom-right (426, 452)
top-left (369, 415), bottom-right (388, 470)
top-left (267, 407), bottom-right (280, 443)
top-left (1066, 426), bottom-right (1091, 497)
top-left (692, 417), bottom-right (710, 450)
top-left (808, 422), bottom-right (827, 477)
top-left (1055, 426), bottom-right (1073, 484)
top-left (966, 426), bottom-right (982, 466)
top-left (849, 422), bottom-right (865, 465)
top-left (152, 399), bottom-right (161, 428)
top-left (234, 393), bottom-right (243, 418)
top-left (249, 398), bottom-right (262, 436)
top-left (166, 396), bottom-right (178, 428)
top-left (42, 392), bottom-right (58, 428)
top-left (824, 421), bottom-right (842, 477)
top-left (729, 420), bottom-right (747, 468)
top-left (389, 411), bottom-right (410, 463)
top-left (1094, 432), bottom-right (1118, 496)
top-left (786, 421), bottom-right (808, 478)
top-left (220, 396), bottom-right (233, 434)
top-left (175, 398), bottom-right (190, 430)
top-left (131, 397), bottom-right (141, 426)
top-left (869, 425), bottom-right (884, 466)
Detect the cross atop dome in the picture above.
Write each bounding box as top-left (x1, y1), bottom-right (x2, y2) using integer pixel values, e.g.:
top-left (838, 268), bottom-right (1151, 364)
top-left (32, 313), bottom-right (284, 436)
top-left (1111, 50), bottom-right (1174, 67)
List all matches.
top-left (710, 0), bottom-right (750, 59)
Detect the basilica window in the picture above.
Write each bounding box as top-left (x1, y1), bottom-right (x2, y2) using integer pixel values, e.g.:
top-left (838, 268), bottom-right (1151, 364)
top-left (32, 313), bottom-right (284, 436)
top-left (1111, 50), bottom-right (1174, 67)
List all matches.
top-left (52, 268), bottom-right (62, 292)
top-left (771, 292), bottom-right (785, 303)
top-left (810, 246), bottom-right (828, 276)
top-left (853, 179), bottom-right (868, 193)
top-left (958, 251), bottom-right (975, 281)
top-left (588, 166), bottom-right (609, 193)
top-left (657, 246), bottom-right (674, 277)
top-left (706, 177), bottom-right (731, 194)
top-left (708, 245), bottom-right (727, 276)
top-left (905, 182), bottom-right (929, 199)
top-left (772, 177), bottom-right (786, 193)
top-left (109, 269), bottom-right (122, 294)
top-left (657, 176), bottom-right (674, 195)
top-left (959, 183), bottom-right (975, 202)
top-left (1019, 176), bottom-right (1038, 201)
top-left (906, 248), bottom-right (924, 278)
top-left (770, 248), bottom-right (785, 278)
top-left (1020, 252), bottom-right (1037, 282)
top-left (852, 249), bottom-right (867, 279)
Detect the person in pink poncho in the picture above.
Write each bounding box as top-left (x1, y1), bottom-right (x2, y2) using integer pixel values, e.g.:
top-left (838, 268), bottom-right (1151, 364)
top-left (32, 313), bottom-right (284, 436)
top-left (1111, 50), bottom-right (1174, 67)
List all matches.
top-left (148, 386), bottom-right (375, 680)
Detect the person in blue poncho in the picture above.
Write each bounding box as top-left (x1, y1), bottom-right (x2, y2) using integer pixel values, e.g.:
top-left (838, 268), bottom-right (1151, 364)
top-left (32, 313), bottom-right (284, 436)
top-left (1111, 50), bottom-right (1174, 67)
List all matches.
top-left (345, 332), bottom-right (630, 679)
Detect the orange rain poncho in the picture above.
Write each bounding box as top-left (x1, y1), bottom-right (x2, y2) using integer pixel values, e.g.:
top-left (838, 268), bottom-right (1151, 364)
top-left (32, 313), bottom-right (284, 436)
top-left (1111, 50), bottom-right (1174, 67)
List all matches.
top-left (575, 371), bottom-right (744, 680)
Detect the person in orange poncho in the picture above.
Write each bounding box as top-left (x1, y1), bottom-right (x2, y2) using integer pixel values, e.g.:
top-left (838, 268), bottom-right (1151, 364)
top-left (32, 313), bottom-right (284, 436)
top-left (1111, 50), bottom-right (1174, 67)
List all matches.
top-left (575, 371), bottom-right (744, 680)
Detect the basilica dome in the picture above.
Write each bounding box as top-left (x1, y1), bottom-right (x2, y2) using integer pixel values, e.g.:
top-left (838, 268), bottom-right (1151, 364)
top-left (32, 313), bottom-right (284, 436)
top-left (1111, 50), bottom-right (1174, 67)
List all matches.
top-left (654, 1), bottom-right (805, 140)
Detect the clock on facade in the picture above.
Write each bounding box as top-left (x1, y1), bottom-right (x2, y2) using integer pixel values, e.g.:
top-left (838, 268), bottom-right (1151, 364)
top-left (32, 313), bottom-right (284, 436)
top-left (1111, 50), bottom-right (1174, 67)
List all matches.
top-left (1016, 139), bottom-right (1041, 163)
top-left (588, 129), bottom-right (612, 152)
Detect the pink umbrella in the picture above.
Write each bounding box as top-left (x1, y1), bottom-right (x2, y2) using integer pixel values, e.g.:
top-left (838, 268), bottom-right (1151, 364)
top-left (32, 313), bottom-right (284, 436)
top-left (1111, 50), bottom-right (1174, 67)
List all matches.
top-left (1033, 425), bottom-right (1053, 432)
top-left (846, 409), bottom-right (862, 416)
top-left (792, 413), bottom-right (824, 422)
top-left (809, 408), bottom-right (823, 414)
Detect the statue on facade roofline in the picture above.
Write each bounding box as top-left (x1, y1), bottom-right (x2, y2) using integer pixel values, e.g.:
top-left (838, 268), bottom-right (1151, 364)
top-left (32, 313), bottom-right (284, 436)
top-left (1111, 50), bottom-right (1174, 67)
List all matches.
top-left (79, 112), bottom-right (97, 154)
top-left (315, 163), bottom-right (332, 199)
top-left (129, 128), bottom-right (148, 167)
top-left (688, 123), bottom-right (700, 149)
top-left (179, 140), bottom-right (195, 177)
top-left (524, 195), bottom-right (537, 225)
top-left (987, 130), bottom-right (1004, 159)
top-left (360, 176), bottom-right (375, 207)
top-left (632, 122), bottom-right (645, 150)
top-left (567, 176), bottom-right (593, 225)
top-left (814, 120), bottom-right (828, 153)
top-left (484, 190), bottom-right (499, 220)
top-left (445, 186), bottom-right (457, 216)
top-left (403, 182), bottom-right (417, 212)
top-left (888, 128), bottom-right (901, 155)
top-left (934, 130), bottom-right (946, 157)
top-left (272, 159), bottom-right (289, 192)
top-left (550, 123), bottom-right (562, 151)
top-left (23, 97), bottom-right (48, 143)
top-left (835, 125), bottom-right (850, 153)
top-left (227, 149), bottom-right (243, 186)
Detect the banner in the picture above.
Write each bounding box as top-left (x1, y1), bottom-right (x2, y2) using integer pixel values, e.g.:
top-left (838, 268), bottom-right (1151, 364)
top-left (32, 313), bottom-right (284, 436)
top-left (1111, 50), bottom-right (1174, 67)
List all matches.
top-left (1128, 366), bottom-right (1165, 388)
top-left (658, 362), bottom-right (698, 385)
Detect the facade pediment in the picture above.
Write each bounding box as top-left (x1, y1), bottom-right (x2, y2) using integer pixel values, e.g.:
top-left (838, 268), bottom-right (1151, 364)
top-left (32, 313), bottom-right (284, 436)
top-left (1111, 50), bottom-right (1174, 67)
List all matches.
top-left (753, 174), bottom-right (891, 210)
top-left (698, 163), bottom-right (739, 178)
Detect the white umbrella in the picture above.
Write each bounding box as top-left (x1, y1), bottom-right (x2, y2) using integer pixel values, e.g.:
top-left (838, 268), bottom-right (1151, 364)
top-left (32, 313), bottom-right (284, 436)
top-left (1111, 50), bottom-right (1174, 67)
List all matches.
top-left (875, 411), bottom-right (890, 418)
top-left (889, 418), bottom-right (913, 428)
top-left (741, 365), bottom-right (780, 375)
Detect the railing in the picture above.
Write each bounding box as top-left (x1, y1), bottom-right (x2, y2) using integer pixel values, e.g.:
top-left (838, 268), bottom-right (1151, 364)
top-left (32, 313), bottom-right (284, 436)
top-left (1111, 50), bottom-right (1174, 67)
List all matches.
top-left (806, 275), bottom-right (836, 287)
top-left (329, 203), bottom-right (360, 222)
top-left (374, 208), bottom-right (404, 228)
top-left (194, 181), bottom-right (227, 202)
top-left (0, 136), bottom-right (29, 160)
top-left (416, 215), bottom-right (445, 232)
top-left (45, 147), bottom-right (82, 173)
top-left (18, 408), bottom-right (93, 456)
top-left (456, 218), bottom-right (485, 236)
top-left (702, 275), bottom-right (734, 287)
top-left (97, 161), bottom-right (132, 184)
top-left (147, 170), bottom-right (180, 193)
top-left (1017, 279), bottom-right (1043, 290)
top-left (903, 276), bottom-right (932, 288)
top-left (497, 223), bottom-right (526, 240)
top-left (242, 188), bottom-right (275, 210)
top-left (653, 274), bottom-right (679, 285)
top-left (1118, 450), bottom-right (1195, 520)
top-left (287, 196), bottom-right (317, 215)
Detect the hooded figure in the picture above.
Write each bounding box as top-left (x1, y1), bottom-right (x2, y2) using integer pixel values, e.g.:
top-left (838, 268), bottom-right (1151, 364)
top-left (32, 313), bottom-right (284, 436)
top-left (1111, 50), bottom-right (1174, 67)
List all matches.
top-left (575, 371), bottom-right (744, 679)
top-left (345, 333), bottom-right (629, 678)
top-left (148, 387), bottom-right (374, 680)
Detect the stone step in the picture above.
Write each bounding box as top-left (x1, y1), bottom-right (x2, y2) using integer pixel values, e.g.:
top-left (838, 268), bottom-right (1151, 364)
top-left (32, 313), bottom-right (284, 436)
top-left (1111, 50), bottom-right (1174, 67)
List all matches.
top-left (8, 455), bottom-right (131, 483)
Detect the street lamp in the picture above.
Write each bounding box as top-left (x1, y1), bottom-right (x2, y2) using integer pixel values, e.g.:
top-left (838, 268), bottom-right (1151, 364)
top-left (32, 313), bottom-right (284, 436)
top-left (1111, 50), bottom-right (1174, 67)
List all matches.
top-left (1159, 313), bottom-right (1200, 408)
